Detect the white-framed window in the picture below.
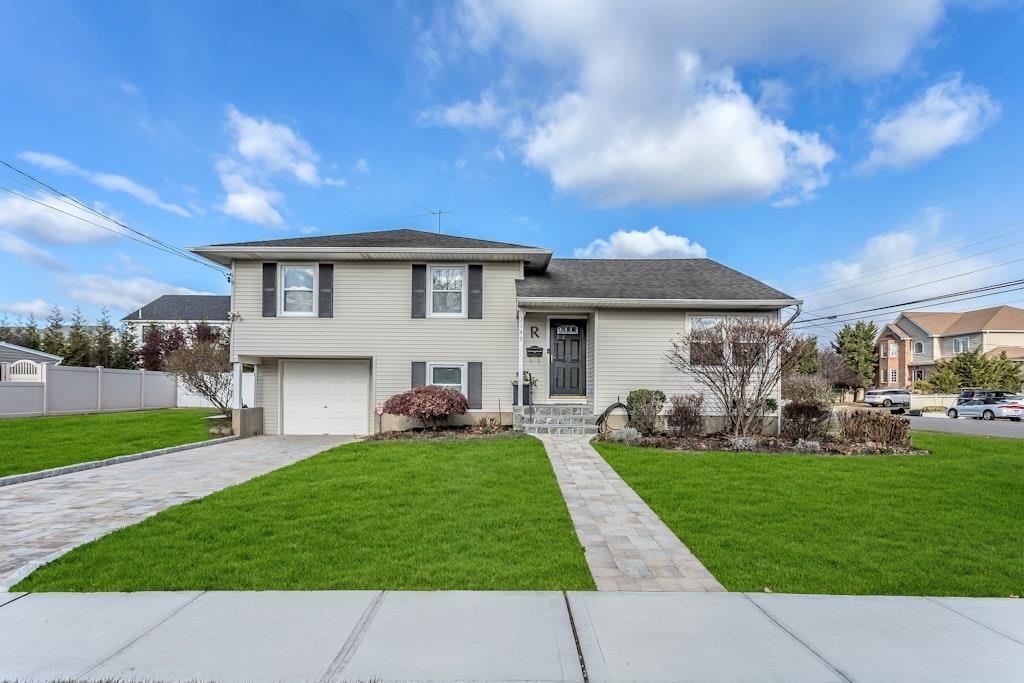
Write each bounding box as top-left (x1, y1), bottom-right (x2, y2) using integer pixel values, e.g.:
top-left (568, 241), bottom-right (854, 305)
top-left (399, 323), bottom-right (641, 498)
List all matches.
top-left (914, 368), bottom-right (925, 381)
top-left (914, 341), bottom-right (924, 355)
top-left (953, 337), bottom-right (970, 353)
top-left (279, 264), bottom-right (317, 316)
top-left (880, 369), bottom-right (887, 384)
top-left (427, 265), bottom-right (467, 318)
top-left (427, 362), bottom-right (467, 394)
top-left (889, 342), bottom-right (898, 357)
top-left (881, 344), bottom-right (888, 358)
top-left (689, 315), bottom-right (725, 366)
top-left (890, 368), bottom-right (898, 384)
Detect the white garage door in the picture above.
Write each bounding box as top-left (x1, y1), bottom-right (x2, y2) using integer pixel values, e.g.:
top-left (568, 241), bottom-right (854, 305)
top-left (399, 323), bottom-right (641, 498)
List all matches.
top-left (282, 360), bottom-right (370, 435)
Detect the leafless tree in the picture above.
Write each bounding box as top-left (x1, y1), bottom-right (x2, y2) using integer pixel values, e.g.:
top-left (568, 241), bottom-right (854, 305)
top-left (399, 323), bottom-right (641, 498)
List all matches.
top-left (666, 318), bottom-right (801, 437)
top-left (163, 340), bottom-right (233, 414)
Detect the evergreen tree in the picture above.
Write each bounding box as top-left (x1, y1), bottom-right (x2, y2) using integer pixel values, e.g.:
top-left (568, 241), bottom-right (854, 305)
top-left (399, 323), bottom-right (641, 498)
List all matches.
top-left (831, 321), bottom-right (879, 388)
top-left (795, 335), bottom-right (821, 374)
top-left (40, 306), bottom-right (67, 358)
top-left (0, 315), bottom-right (12, 343)
top-left (112, 323), bottom-right (138, 369)
top-left (138, 325), bottom-right (166, 370)
top-left (19, 314), bottom-right (42, 350)
top-left (91, 308), bottom-right (116, 367)
top-left (63, 307), bottom-right (94, 367)
top-left (917, 349), bottom-right (1024, 393)
top-left (987, 351), bottom-right (1024, 392)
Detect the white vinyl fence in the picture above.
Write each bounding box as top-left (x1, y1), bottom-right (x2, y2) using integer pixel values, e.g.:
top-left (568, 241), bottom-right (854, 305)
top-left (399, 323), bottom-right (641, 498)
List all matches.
top-left (0, 365), bottom-right (177, 419)
top-left (910, 394), bottom-right (960, 410)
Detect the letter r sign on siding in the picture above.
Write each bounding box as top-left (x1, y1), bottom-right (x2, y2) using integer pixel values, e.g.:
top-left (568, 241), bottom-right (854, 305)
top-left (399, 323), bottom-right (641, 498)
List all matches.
top-left (530, 325), bottom-right (540, 338)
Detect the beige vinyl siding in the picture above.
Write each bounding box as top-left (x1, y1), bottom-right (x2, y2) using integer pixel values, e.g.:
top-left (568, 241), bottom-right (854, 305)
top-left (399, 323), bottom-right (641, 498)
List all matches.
top-left (594, 308), bottom-right (781, 415)
top-left (233, 260), bottom-right (519, 430)
top-left (520, 312), bottom-right (594, 402)
top-left (984, 331), bottom-right (1024, 351)
top-left (939, 332), bottom-right (984, 357)
top-left (256, 359), bottom-right (280, 434)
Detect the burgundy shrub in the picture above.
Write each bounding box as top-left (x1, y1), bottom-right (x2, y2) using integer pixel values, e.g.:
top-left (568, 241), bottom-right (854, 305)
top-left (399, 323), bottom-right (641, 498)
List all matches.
top-left (383, 385), bottom-right (470, 429)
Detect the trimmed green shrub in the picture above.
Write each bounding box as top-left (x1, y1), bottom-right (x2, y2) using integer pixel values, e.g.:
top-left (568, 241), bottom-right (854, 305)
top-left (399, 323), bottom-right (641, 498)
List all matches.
top-left (626, 389), bottom-right (667, 436)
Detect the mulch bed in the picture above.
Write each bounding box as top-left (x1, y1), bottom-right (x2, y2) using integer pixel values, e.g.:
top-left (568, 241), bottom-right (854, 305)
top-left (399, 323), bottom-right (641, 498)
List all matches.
top-left (596, 433), bottom-right (928, 456)
top-left (364, 425), bottom-right (515, 441)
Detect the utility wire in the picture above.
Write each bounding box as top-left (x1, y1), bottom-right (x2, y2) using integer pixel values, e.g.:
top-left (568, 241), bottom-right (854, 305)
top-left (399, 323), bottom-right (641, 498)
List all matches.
top-left (0, 186), bottom-right (223, 273)
top-left (794, 216), bottom-right (1024, 296)
top-left (0, 159), bottom-right (226, 275)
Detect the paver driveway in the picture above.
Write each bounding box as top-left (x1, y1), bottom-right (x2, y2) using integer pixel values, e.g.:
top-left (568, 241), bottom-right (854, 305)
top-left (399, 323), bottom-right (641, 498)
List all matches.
top-left (0, 435), bottom-right (350, 589)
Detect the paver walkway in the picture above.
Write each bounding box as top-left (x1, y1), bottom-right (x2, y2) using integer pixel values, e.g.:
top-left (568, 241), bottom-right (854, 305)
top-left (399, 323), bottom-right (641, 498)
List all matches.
top-left (0, 435), bottom-right (350, 589)
top-left (539, 434), bottom-right (724, 592)
top-left (3, 590), bottom-right (1023, 682)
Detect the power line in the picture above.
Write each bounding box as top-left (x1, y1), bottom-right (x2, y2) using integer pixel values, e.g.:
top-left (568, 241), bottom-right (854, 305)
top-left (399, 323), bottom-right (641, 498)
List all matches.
top-left (0, 186), bottom-right (224, 274)
top-left (0, 159), bottom-right (227, 276)
top-left (792, 280), bottom-right (1024, 331)
top-left (794, 216), bottom-right (1024, 296)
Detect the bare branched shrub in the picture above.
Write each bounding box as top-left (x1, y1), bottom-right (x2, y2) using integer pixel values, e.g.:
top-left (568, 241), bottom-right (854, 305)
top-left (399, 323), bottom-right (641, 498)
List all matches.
top-left (781, 401), bottom-right (832, 441)
top-left (666, 318), bottom-right (798, 437)
top-left (836, 410), bottom-right (911, 448)
top-left (163, 341), bottom-right (233, 414)
top-left (666, 394), bottom-right (705, 437)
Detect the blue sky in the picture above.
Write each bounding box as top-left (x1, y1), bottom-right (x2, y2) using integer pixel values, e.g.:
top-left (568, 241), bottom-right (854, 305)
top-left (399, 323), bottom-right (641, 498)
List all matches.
top-left (1, 1), bottom-right (1022, 337)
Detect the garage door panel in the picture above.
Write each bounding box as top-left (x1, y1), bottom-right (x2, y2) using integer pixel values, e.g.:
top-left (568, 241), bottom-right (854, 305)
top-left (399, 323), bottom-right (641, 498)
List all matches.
top-left (282, 361), bottom-right (369, 435)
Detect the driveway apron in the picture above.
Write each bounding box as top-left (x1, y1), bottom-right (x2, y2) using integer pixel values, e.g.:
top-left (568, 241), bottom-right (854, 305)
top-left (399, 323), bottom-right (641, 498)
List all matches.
top-left (539, 434), bottom-right (725, 592)
top-left (0, 435), bottom-right (351, 589)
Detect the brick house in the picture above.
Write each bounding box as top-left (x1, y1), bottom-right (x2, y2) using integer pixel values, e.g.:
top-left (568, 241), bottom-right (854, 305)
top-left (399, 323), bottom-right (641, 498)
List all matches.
top-left (874, 305), bottom-right (1024, 388)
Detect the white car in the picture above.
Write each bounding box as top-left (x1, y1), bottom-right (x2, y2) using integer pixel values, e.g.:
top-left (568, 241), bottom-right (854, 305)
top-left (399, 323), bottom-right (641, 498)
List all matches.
top-left (947, 396), bottom-right (1024, 421)
top-left (865, 389), bottom-right (911, 408)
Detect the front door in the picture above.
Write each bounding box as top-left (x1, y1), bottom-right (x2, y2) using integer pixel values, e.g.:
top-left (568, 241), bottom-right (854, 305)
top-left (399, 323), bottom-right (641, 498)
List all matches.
top-left (550, 319), bottom-right (586, 397)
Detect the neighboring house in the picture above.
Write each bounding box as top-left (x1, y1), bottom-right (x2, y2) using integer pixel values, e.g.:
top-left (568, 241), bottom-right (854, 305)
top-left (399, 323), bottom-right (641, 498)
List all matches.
top-left (874, 305), bottom-right (1024, 388)
top-left (191, 229), bottom-right (800, 436)
top-left (0, 342), bottom-right (61, 382)
top-left (122, 294), bottom-right (232, 343)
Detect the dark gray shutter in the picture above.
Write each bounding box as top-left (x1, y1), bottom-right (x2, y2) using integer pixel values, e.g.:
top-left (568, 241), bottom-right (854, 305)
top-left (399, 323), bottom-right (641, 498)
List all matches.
top-left (262, 263), bottom-right (277, 317)
top-left (318, 263), bottom-right (333, 318)
top-left (467, 362), bottom-right (482, 409)
top-left (411, 264), bottom-right (426, 318)
top-left (468, 265), bottom-right (483, 319)
top-left (411, 361), bottom-right (426, 388)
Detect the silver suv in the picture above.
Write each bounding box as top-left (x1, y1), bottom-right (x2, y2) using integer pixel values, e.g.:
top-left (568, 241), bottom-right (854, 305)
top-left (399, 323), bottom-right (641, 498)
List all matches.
top-left (865, 389), bottom-right (911, 408)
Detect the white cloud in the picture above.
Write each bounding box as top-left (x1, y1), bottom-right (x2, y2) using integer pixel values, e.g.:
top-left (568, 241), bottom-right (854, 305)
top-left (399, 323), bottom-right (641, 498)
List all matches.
top-left (116, 252), bottom-right (150, 274)
top-left (17, 151), bottom-right (191, 217)
top-left (215, 159), bottom-right (285, 228)
top-left (0, 193), bottom-right (112, 244)
top-left (352, 158), bottom-right (370, 173)
top-left (0, 232), bottom-right (64, 269)
top-left (862, 74), bottom-right (1000, 170)
top-left (63, 274), bottom-right (213, 313)
top-left (422, 1), bottom-right (976, 207)
top-left (225, 105), bottom-right (325, 186)
top-left (0, 299), bottom-right (50, 317)
top-left (573, 226), bottom-right (708, 259)
top-left (420, 91), bottom-right (506, 128)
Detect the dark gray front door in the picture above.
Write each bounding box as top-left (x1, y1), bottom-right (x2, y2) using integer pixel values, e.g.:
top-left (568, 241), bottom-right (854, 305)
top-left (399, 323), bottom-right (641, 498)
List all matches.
top-left (550, 319), bottom-right (586, 396)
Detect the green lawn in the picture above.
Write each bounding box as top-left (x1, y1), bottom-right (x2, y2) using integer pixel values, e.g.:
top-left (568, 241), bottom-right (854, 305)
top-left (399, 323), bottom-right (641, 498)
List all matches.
top-left (595, 432), bottom-right (1024, 596)
top-left (14, 434), bottom-right (594, 592)
top-left (0, 409), bottom-right (216, 478)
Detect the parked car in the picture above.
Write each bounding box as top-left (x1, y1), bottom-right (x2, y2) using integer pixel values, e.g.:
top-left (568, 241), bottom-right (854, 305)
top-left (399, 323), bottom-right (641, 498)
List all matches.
top-left (865, 389), bottom-right (911, 408)
top-left (947, 396), bottom-right (1024, 421)
top-left (956, 389), bottom-right (1012, 405)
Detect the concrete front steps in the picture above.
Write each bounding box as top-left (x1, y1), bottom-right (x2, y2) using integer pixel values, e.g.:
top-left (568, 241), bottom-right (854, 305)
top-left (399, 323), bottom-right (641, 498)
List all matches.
top-left (514, 404), bottom-right (599, 435)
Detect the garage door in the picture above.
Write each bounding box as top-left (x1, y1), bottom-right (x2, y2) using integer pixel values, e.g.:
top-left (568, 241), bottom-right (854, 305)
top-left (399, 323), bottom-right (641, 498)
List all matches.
top-left (281, 360), bottom-right (370, 435)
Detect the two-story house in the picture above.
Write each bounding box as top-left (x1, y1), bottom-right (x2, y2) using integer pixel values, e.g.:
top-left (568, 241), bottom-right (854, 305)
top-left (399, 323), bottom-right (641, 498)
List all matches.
top-left (191, 229), bottom-right (800, 435)
top-left (122, 294), bottom-right (232, 344)
top-left (875, 305), bottom-right (1024, 388)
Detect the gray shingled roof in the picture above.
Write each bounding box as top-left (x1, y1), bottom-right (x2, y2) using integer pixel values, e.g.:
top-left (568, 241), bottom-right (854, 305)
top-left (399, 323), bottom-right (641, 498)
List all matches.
top-left (122, 295), bottom-right (231, 322)
top-left (516, 259), bottom-right (794, 301)
top-left (211, 228), bottom-right (541, 250)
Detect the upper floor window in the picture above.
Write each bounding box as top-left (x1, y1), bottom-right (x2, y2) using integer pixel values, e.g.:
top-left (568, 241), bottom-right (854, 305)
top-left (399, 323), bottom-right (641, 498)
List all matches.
top-left (881, 344), bottom-right (888, 358)
top-left (889, 342), bottom-right (897, 357)
top-left (953, 337), bottom-right (970, 353)
top-left (428, 265), bottom-right (467, 317)
top-left (280, 264), bottom-right (317, 316)
top-left (914, 341), bottom-right (924, 355)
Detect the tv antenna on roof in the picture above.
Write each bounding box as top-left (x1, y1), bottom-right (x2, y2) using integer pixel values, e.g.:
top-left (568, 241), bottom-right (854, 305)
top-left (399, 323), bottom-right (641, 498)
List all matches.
top-left (411, 201), bottom-right (454, 233)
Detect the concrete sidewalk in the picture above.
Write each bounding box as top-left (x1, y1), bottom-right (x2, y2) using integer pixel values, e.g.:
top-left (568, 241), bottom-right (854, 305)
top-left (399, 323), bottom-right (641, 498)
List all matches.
top-left (2, 591), bottom-right (1022, 682)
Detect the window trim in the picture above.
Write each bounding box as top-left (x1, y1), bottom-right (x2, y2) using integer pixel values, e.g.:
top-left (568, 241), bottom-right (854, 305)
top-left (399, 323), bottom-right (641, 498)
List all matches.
top-left (426, 361), bottom-right (467, 395)
top-left (426, 264), bottom-right (468, 319)
top-left (889, 341), bottom-right (898, 357)
top-left (278, 263), bottom-right (318, 317)
top-left (889, 368), bottom-right (898, 384)
top-left (953, 336), bottom-right (970, 353)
